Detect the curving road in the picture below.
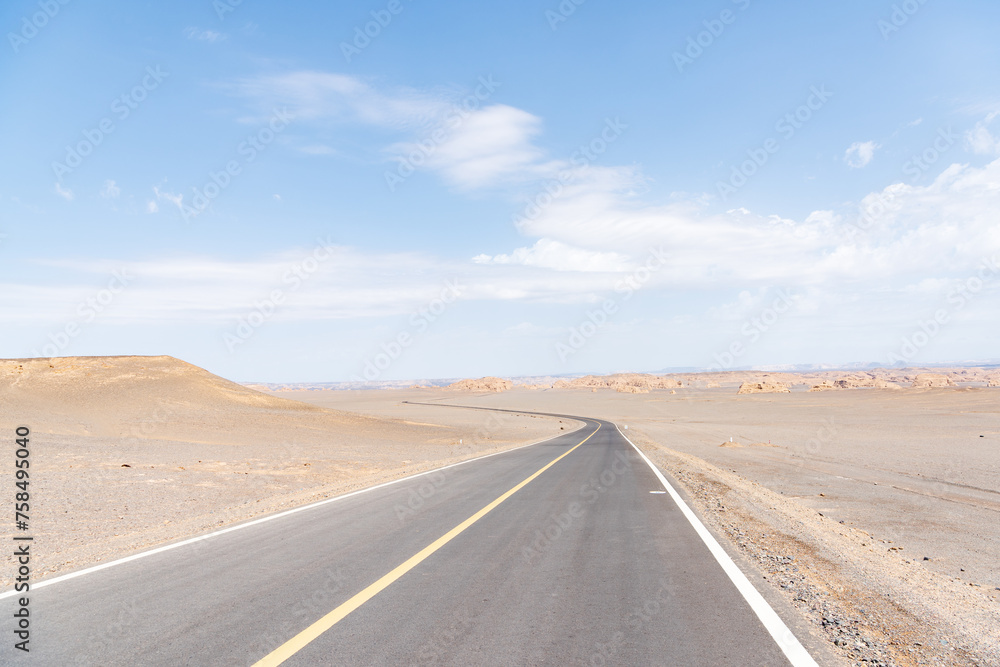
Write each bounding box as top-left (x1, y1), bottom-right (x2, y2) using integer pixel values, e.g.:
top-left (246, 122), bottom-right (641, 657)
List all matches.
top-left (2, 410), bottom-right (818, 665)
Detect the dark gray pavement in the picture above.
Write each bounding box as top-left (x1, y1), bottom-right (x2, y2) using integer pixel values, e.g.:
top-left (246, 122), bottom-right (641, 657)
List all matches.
top-left (2, 415), bottom-right (806, 665)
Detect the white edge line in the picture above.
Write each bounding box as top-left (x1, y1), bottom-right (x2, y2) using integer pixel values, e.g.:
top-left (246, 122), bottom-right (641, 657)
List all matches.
top-left (0, 418), bottom-right (589, 600)
top-left (615, 423), bottom-right (819, 667)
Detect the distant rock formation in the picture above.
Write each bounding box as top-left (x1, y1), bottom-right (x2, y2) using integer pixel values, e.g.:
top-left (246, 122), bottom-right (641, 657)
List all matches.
top-left (446, 377), bottom-right (512, 392)
top-left (551, 373), bottom-right (681, 392)
top-left (911, 373), bottom-right (956, 388)
top-left (810, 375), bottom-right (901, 391)
top-left (737, 381), bottom-right (791, 394)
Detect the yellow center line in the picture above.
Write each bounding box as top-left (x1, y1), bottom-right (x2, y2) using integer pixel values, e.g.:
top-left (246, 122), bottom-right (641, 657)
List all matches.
top-left (253, 423), bottom-right (600, 666)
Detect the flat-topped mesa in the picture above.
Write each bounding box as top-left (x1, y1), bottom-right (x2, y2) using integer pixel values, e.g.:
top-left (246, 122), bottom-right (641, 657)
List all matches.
top-left (445, 376), bottom-right (513, 392)
top-left (737, 381), bottom-right (791, 394)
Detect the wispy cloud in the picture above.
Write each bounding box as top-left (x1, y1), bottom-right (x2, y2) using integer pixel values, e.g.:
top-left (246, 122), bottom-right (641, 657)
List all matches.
top-left (8, 246), bottom-right (628, 325)
top-left (298, 144), bottom-right (338, 156)
top-left (473, 239), bottom-right (633, 272)
top-left (153, 186), bottom-right (184, 213)
top-left (966, 111), bottom-right (1000, 155)
top-left (844, 140), bottom-right (880, 168)
top-left (234, 71), bottom-right (446, 128)
top-left (54, 183), bottom-right (74, 201)
top-left (184, 27), bottom-right (227, 42)
top-left (100, 180), bottom-right (120, 199)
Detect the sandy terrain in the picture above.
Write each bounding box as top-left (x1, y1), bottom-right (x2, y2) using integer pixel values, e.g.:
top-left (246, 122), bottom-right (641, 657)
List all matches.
top-left (0, 357), bottom-right (571, 587)
top-left (373, 385), bottom-right (998, 667)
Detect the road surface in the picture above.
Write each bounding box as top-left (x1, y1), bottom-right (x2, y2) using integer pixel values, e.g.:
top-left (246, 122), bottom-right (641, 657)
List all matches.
top-left (2, 410), bottom-right (817, 665)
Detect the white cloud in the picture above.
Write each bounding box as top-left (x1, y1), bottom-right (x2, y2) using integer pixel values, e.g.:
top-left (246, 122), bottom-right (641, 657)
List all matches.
top-left (9, 237), bottom-right (670, 327)
top-left (399, 105), bottom-right (554, 189)
top-left (54, 183), bottom-right (74, 201)
top-left (100, 180), bottom-right (120, 199)
top-left (473, 238), bottom-right (633, 273)
top-left (170, 74), bottom-right (1000, 337)
top-left (503, 151), bottom-right (1000, 295)
top-left (844, 141), bottom-right (880, 168)
top-left (965, 112), bottom-right (1000, 156)
top-left (146, 201), bottom-right (159, 213)
top-left (238, 71), bottom-right (557, 190)
top-left (184, 27), bottom-right (226, 42)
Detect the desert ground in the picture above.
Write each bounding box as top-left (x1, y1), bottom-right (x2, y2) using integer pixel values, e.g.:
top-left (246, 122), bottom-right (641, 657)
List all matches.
top-left (2, 357), bottom-right (997, 666)
top-left (0, 357), bottom-right (573, 588)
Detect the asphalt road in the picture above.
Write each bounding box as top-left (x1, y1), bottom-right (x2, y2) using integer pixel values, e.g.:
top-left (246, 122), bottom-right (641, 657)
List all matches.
top-left (2, 412), bottom-right (817, 665)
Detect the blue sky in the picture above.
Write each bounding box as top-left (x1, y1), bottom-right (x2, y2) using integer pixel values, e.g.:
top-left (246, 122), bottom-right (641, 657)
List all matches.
top-left (3, 0), bottom-right (1000, 382)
